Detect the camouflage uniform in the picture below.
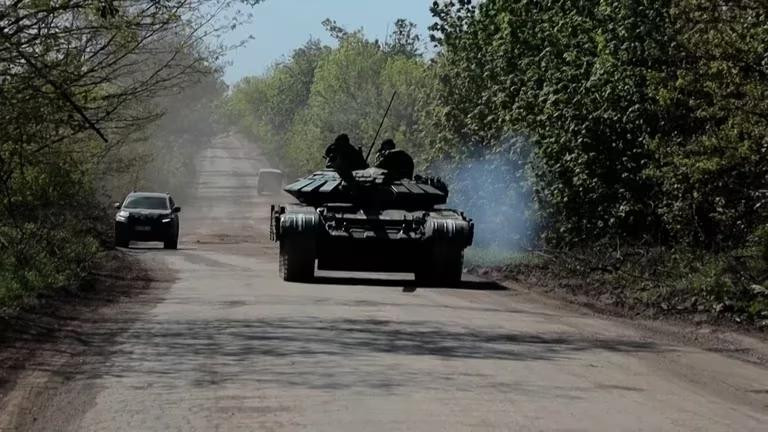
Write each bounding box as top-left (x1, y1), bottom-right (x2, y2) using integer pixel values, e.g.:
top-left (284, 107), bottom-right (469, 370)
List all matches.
top-left (324, 134), bottom-right (367, 182)
top-left (374, 139), bottom-right (396, 166)
top-left (374, 139), bottom-right (414, 180)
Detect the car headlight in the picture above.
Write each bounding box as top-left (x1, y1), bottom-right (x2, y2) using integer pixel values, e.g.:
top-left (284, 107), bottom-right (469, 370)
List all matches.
top-left (116, 210), bottom-right (129, 222)
top-left (162, 218), bottom-right (172, 223)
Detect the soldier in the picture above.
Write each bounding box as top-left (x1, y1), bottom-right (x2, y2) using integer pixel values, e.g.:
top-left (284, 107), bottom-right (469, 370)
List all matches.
top-left (374, 138), bottom-right (396, 165)
top-left (374, 138), bottom-right (414, 180)
top-left (324, 133), bottom-right (368, 181)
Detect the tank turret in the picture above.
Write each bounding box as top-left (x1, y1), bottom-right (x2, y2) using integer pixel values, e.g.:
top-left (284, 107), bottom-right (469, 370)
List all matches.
top-left (283, 167), bottom-right (449, 208)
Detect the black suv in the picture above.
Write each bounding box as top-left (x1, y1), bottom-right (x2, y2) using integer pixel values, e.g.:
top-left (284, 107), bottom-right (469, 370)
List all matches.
top-left (114, 192), bottom-right (181, 249)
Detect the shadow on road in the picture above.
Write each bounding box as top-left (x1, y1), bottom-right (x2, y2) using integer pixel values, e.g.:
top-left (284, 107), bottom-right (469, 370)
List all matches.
top-left (310, 275), bottom-right (508, 291)
top-left (3, 314), bottom-right (668, 393)
top-left (0, 256), bottom-right (174, 397)
top-left (121, 246), bottom-right (195, 252)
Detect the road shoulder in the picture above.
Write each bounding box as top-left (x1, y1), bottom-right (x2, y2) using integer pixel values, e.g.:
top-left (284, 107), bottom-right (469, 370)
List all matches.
top-left (0, 251), bottom-right (173, 431)
top-left (472, 267), bottom-right (768, 368)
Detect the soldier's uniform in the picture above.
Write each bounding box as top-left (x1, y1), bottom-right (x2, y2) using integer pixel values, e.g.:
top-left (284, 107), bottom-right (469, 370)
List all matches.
top-left (374, 139), bottom-right (414, 180)
top-left (374, 139), bottom-right (396, 166)
top-left (324, 134), bottom-right (367, 182)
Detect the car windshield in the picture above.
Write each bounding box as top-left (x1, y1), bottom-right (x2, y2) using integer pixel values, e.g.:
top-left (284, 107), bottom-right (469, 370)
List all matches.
top-left (123, 196), bottom-right (169, 210)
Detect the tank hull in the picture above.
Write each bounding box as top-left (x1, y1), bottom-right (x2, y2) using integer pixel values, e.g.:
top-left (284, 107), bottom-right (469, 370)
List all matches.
top-left (271, 166), bottom-right (473, 284)
top-left (316, 237), bottom-right (423, 273)
top-left (270, 203), bottom-right (474, 283)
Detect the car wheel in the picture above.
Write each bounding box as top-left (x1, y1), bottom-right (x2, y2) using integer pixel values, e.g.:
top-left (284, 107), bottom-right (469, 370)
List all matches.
top-left (115, 231), bottom-right (130, 248)
top-left (164, 235), bottom-right (178, 250)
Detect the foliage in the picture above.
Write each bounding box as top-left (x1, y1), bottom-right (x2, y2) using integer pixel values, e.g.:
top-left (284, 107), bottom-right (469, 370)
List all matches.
top-left (223, 2), bottom-right (768, 324)
top-left (224, 38), bottom-right (332, 169)
top-left (0, 1), bottom-right (245, 309)
top-left (514, 242), bottom-right (768, 324)
top-left (464, 248), bottom-right (541, 268)
top-left (224, 22), bottom-right (430, 176)
top-left (426, 0), bottom-right (768, 323)
top-left (429, 0), bottom-right (768, 251)
top-left (109, 73), bottom-right (228, 204)
top-left (647, 2), bottom-right (768, 248)
top-left (430, 0), bottom-right (660, 244)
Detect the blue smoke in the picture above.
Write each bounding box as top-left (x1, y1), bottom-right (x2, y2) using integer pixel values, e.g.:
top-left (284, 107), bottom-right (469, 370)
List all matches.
top-left (432, 137), bottom-right (536, 251)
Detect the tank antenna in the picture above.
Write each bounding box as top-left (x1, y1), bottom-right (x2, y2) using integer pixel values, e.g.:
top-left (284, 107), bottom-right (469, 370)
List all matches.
top-left (365, 91), bottom-right (397, 162)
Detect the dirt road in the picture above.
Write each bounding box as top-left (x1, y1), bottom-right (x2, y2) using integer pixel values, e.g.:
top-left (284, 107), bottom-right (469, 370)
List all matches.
top-left (1, 134), bottom-right (767, 431)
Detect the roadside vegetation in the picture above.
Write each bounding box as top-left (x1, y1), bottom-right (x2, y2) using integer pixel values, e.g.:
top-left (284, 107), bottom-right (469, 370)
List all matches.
top-left (0, 1), bottom-right (257, 309)
top-left (223, 18), bottom-right (432, 175)
top-left (224, 1), bottom-right (768, 327)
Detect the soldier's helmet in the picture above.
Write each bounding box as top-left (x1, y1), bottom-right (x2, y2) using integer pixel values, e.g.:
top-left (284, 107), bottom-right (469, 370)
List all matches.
top-left (377, 149), bottom-right (414, 180)
top-left (379, 139), bottom-right (395, 152)
top-left (335, 134), bottom-right (350, 145)
top-left (325, 134), bottom-right (349, 166)
top-left (374, 139), bottom-right (396, 165)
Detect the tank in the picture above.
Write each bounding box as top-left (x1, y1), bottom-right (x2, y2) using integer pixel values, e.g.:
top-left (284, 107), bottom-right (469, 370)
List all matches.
top-left (270, 166), bottom-right (474, 285)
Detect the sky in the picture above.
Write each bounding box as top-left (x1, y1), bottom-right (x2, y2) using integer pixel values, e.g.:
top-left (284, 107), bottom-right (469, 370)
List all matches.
top-left (219, 0), bottom-right (436, 84)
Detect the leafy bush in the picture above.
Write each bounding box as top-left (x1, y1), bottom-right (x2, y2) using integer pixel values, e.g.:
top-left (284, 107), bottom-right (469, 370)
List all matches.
top-left (429, 0), bottom-right (768, 251)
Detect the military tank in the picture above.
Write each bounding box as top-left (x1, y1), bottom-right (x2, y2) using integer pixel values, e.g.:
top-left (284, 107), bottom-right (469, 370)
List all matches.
top-left (269, 165), bottom-right (474, 285)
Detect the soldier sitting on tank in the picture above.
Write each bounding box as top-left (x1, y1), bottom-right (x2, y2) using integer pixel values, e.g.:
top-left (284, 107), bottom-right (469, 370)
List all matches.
top-left (373, 138), bottom-right (396, 165)
top-left (374, 138), bottom-right (414, 180)
top-left (324, 133), bottom-right (368, 182)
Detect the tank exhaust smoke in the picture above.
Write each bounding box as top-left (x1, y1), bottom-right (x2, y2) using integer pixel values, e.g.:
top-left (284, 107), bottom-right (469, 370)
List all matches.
top-left (435, 136), bottom-right (536, 254)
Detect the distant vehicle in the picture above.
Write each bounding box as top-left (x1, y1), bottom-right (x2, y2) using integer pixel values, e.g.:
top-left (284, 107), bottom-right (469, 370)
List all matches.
top-left (114, 192), bottom-right (181, 249)
top-left (257, 168), bottom-right (284, 195)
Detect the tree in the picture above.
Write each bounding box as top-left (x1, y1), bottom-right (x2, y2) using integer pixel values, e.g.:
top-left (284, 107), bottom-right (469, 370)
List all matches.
top-left (0, 0), bottom-right (258, 305)
top-left (225, 21), bottom-right (432, 175)
top-left (647, 1), bottom-right (768, 248)
top-left (428, 0), bottom-right (671, 245)
top-left (385, 19), bottom-right (422, 59)
top-left (224, 38), bottom-right (331, 163)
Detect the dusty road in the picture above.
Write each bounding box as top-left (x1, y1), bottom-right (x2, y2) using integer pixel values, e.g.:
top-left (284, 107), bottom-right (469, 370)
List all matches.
top-left (1, 133), bottom-right (768, 431)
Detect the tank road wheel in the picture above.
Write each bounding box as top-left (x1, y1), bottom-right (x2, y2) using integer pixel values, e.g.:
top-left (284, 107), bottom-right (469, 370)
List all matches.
top-left (415, 243), bottom-right (464, 287)
top-left (439, 247), bottom-right (464, 286)
top-left (279, 236), bottom-right (316, 282)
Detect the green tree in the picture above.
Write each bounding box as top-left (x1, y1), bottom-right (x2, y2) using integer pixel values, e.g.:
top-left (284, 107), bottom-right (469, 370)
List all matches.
top-left (0, 0), bottom-right (255, 307)
top-left (225, 38), bottom-right (331, 164)
top-left (647, 1), bottom-right (768, 248)
top-left (226, 20), bottom-right (431, 175)
top-left (428, 0), bottom-right (768, 320)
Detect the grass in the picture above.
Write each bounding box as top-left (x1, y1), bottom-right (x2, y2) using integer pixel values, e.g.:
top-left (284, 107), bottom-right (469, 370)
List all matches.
top-left (467, 242), bottom-right (768, 328)
top-left (463, 247), bottom-right (543, 268)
